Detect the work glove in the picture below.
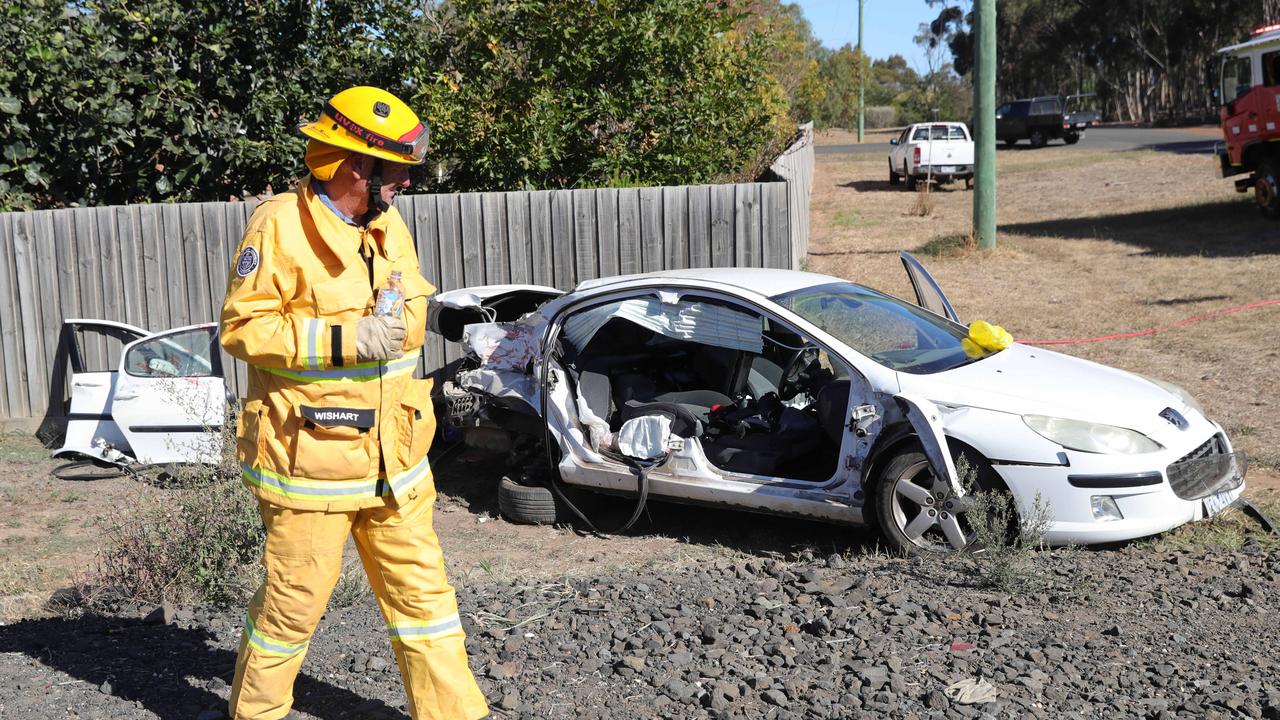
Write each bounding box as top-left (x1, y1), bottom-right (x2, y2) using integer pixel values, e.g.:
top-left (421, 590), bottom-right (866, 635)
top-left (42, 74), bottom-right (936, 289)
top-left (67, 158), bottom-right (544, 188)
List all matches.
top-left (356, 315), bottom-right (406, 362)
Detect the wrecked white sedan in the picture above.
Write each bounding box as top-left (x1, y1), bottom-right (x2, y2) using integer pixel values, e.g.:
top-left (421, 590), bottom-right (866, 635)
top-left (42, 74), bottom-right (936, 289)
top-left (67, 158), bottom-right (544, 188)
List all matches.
top-left (430, 253), bottom-right (1246, 551)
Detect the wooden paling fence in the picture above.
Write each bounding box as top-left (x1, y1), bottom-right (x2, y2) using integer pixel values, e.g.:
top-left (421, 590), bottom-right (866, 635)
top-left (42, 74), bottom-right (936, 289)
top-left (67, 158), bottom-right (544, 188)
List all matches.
top-left (767, 122), bottom-right (814, 271)
top-left (0, 180), bottom-right (803, 424)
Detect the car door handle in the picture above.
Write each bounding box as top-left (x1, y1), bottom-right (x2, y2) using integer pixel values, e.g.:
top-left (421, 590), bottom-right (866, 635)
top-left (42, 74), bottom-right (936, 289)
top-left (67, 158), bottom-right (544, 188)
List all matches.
top-left (73, 381), bottom-right (104, 388)
top-left (114, 392), bottom-right (139, 401)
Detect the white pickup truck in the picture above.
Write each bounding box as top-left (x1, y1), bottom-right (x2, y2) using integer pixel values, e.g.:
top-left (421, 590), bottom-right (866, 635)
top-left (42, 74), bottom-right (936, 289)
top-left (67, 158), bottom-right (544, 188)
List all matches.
top-left (888, 122), bottom-right (975, 190)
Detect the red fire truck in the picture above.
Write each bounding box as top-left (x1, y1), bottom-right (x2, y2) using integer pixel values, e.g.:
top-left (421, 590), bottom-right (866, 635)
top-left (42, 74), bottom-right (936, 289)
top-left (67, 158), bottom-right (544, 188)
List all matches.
top-left (1217, 23), bottom-right (1280, 218)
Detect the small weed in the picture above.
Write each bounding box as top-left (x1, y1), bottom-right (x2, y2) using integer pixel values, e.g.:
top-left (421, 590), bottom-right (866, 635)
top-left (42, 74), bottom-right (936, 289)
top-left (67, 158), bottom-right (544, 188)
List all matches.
top-left (329, 558), bottom-right (372, 609)
top-left (916, 232), bottom-right (977, 258)
top-left (44, 515), bottom-right (71, 534)
top-left (0, 433), bottom-right (55, 463)
top-left (832, 209), bottom-right (882, 228)
top-left (1250, 452), bottom-right (1280, 472)
top-left (53, 489), bottom-right (85, 503)
top-left (0, 486), bottom-right (22, 507)
top-left (0, 560), bottom-right (46, 596)
top-left (1226, 425), bottom-right (1256, 439)
top-left (965, 488), bottom-right (1054, 594)
top-left (910, 185), bottom-right (935, 217)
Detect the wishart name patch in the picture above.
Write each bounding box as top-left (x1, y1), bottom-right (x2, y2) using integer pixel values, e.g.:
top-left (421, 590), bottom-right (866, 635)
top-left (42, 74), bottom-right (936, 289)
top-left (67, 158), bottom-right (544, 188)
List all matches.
top-left (236, 246), bottom-right (260, 277)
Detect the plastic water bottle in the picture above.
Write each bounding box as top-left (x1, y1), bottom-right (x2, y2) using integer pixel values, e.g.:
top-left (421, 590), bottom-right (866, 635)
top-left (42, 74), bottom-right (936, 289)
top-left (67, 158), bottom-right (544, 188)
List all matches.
top-left (374, 270), bottom-right (405, 317)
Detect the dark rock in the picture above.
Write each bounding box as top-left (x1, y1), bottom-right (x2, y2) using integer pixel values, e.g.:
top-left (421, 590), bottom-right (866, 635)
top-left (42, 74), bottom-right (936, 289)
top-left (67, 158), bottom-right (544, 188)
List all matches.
top-left (498, 690), bottom-right (520, 712)
top-left (762, 688), bottom-right (789, 706)
top-left (144, 602), bottom-right (176, 625)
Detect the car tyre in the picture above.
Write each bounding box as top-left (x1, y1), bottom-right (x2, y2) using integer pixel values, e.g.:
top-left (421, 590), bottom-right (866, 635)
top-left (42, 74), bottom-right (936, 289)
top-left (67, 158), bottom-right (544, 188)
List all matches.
top-left (904, 162), bottom-right (917, 191)
top-left (1029, 129), bottom-right (1047, 148)
top-left (1255, 157), bottom-right (1280, 219)
top-left (872, 444), bottom-right (1008, 555)
top-left (889, 161), bottom-right (900, 186)
top-left (498, 476), bottom-right (559, 525)
top-left (1002, 137), bottom-right (1017, 147)
top-left (1063, 132), bottom-right (1080, 145)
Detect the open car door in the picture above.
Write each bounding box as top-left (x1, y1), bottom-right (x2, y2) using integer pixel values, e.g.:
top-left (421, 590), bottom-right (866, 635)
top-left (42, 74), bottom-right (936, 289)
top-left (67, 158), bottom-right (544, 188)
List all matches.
top-left (110, 323), bottom-right (227, 465)
top-left (51, 320), bottom-right (151, 463)
top-left (899, 251), bottom-right (960, 323)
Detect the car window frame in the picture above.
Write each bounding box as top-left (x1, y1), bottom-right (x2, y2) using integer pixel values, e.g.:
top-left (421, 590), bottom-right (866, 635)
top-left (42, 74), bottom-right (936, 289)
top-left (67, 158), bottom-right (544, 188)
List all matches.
top-left (123, 325), bottom-right (220, 379)
top-left (547, 284), bottom-right (870, 489)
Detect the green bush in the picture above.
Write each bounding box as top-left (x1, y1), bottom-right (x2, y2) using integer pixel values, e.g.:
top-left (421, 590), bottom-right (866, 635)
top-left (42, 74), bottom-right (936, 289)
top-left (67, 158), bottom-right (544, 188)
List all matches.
top-left (414, 0), bottom-right (793, 191)
top-left (1, 0), bottom-right (794, 210)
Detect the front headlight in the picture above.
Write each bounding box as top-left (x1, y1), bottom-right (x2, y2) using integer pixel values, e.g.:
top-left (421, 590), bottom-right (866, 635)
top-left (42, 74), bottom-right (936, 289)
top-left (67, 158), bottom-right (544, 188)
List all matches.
top-left (1140, 376), bottom-right (1205, 416)
top-left (1023, 415), bottom-right (1163, 454)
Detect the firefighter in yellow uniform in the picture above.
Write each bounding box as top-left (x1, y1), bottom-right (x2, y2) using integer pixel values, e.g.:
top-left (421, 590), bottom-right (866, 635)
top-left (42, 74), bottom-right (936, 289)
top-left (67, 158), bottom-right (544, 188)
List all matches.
top-left (220, 86), bottom-right (489, 720)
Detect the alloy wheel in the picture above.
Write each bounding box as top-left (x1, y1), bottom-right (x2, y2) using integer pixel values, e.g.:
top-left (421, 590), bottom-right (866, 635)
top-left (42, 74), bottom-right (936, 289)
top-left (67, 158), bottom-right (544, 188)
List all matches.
top-left (889, 459), bottom-right (974, 552)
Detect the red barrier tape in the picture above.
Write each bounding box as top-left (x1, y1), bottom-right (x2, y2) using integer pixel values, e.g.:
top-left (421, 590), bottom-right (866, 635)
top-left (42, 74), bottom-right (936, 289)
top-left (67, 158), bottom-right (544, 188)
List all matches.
top-left (1020, 298), bottom-right (1280, 346)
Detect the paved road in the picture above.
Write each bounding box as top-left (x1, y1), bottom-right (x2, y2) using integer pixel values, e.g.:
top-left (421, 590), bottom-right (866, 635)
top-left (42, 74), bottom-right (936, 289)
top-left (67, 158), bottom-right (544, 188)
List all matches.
top-left (817, 127), bottom-right (1219, 156)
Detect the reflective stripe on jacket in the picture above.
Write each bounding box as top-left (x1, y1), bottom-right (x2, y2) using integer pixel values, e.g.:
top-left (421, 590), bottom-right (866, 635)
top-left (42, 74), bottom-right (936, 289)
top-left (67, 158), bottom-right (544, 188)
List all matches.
top-left (221, 177), bottom-right (437, 511)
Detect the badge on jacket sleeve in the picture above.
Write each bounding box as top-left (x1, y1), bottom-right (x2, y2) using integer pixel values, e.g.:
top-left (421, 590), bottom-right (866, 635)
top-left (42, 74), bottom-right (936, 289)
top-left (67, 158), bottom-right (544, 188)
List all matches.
top-left (236, 246), bottom-right (260, 277)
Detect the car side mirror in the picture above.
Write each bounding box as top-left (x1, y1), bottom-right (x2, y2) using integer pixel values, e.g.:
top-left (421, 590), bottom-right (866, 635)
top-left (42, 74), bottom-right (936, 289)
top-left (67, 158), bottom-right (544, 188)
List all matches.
top-left (889, 138), bottom-right (898, 146)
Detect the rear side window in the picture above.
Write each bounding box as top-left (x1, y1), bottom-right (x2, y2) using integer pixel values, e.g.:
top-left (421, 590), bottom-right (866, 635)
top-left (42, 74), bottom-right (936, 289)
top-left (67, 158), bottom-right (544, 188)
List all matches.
top-left (912, 127), bottom-right (929, 141)
top-left (948, 125), bottom-right (968, 140)
top-left (1010, 101), bottom-right (1029, 117)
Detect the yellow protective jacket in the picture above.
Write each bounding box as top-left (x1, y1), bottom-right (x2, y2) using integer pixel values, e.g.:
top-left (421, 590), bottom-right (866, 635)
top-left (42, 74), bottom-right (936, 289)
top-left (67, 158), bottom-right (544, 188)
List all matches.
top-left (221, 178), bottom-right (437, 512)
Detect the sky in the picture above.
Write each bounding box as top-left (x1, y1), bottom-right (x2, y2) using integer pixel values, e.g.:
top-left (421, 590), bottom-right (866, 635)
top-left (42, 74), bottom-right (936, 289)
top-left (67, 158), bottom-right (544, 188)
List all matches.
top-left (792, 0), bottom-right (940, 74)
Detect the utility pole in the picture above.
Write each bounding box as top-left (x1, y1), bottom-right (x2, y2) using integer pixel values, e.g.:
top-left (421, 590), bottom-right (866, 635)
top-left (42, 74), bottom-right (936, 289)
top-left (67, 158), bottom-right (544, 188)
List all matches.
top-left (973, 0), bottom-right (997, 248)
top-left (857, 0), bottom-right (865, 143)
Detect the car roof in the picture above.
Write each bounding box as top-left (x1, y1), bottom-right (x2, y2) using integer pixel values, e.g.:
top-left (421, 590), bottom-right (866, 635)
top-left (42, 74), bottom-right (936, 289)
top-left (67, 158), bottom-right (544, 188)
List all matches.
top-left (574, 267), bottom-right (847, 299)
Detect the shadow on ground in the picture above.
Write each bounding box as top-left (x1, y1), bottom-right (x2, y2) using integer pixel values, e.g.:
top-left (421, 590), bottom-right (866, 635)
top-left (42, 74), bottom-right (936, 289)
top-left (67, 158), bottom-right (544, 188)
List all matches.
top-left (999, 199), bottom-right (1280, 257)
top-left (0, 613), bottom-right (403, 720)
top-left (1139, 140), bottom-right (1217, 155)
top-left (840, 179), bottom-right (970, 193)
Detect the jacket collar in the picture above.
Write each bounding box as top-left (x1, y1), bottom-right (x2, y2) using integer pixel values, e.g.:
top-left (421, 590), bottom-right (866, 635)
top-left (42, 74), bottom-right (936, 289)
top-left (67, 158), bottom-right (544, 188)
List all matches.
top-left (298, 175), bottom-right (403, 267)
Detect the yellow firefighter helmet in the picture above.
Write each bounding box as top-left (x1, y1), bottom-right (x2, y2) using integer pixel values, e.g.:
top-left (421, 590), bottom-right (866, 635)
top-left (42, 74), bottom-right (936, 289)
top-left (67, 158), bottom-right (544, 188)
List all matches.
top-left (297, 86), bottom-right (429, 166)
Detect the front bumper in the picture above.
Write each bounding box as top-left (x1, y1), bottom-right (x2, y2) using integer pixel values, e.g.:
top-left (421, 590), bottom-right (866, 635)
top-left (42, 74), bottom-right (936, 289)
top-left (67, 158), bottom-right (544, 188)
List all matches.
top-left (993, 439), bottom-right (1247, 545)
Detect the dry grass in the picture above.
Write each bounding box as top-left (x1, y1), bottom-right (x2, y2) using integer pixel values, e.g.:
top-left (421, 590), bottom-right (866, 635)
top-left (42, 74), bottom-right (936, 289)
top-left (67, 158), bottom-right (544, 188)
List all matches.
top-left (810, 144), bottom-right (1280, 493)
top-left (0, 433), bottom-right (142, 621)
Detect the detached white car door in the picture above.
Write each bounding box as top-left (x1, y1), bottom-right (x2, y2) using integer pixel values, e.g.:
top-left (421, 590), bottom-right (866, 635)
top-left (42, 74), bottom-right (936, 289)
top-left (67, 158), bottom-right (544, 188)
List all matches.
top-left (53, 320), bottom-right (150, 462)
top-left (111, 323), bottom-right (227, 465)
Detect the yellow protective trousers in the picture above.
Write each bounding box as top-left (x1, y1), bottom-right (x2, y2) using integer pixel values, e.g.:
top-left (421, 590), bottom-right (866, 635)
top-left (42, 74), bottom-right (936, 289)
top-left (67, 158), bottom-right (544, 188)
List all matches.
top-left (229, 485), bottom-right (489, 720)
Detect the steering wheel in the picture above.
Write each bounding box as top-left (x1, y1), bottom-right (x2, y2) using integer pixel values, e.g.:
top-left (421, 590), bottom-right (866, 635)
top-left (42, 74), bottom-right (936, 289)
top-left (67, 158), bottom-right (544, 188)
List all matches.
top-left (778, 345), bottom-right (820, 401)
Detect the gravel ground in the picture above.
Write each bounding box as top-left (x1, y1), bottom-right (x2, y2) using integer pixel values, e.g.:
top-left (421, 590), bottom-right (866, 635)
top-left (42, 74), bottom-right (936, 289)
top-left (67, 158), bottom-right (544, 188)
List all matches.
top-left (2, 542), bottom-right (1278, 719)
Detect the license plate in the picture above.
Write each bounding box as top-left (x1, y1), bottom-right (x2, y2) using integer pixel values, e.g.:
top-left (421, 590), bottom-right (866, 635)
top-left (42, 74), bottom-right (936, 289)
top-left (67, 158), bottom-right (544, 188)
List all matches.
top-left (1203, 487), bottom-right (1242, 518)
top-left (1075, 123), bottom-right (1087, 128)
top-left (940, 166), bottom-right (957, 173)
